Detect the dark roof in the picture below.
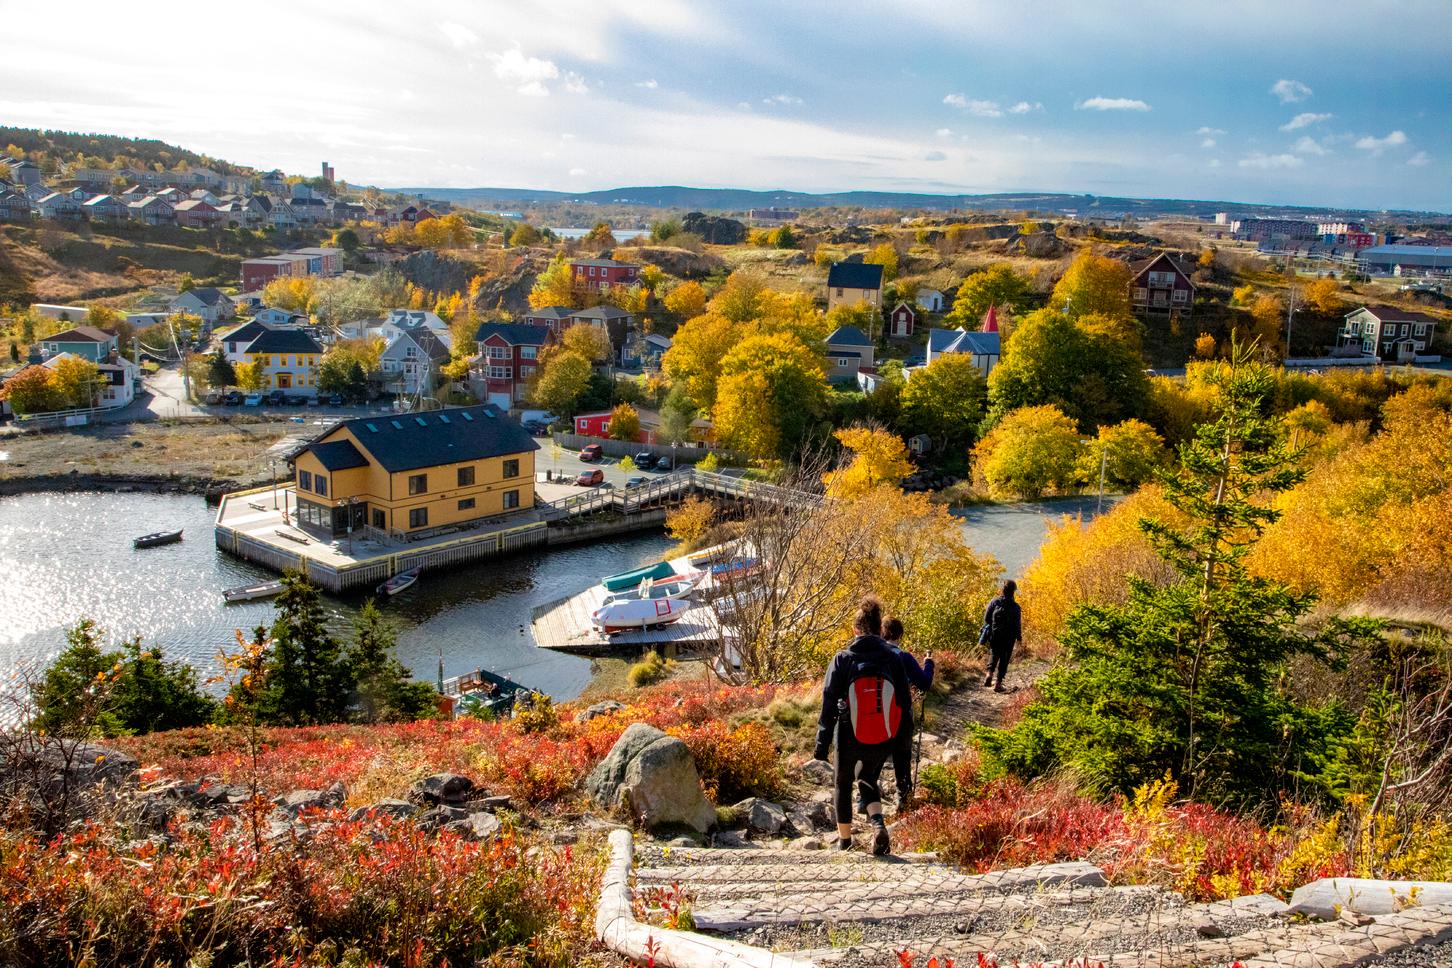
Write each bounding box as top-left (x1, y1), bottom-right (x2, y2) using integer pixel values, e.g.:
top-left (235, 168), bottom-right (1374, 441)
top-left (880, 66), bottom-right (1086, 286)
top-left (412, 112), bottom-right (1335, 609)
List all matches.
top-left (928, 328), bottom-right (1000, 356)
top-left (569, 305), bottom-right (631, 321)
top-left (827, 325), bottom-right (872, 347)
top-left (391, 326), bottom-right (451, 362)
top-left (474, 322), bottom-right (552, 345)
top-left (325, 404), bottom-right (539, 473)
top-left (571, 258), bottom-right (638, 269)
top-left (1128, 252), bottom-right (1195, 282)
top-left (183, 287), bottom-right (229, 306)
top-left (830, 350), bottom-right (862, 359)
top-left (522, 306), bottom-right (574, 320)
top-left (310, 439), bottom-right (370, 472)
top-left (1352, 304), bottom-right (1441, 324)
top-left (44, 326), bottom-right (115, 343)
top-left (246, 329), bottom-right (323, 354)
top-left (827, 262), bottom-right (884, 290)
top-left (221, 320), bottom-right (271, 344)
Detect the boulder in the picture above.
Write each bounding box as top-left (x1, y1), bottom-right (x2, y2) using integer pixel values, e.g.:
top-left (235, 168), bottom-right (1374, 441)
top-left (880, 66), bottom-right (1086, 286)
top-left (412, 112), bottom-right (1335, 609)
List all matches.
top-left (1289, 878), bottom-right (1452, 919)
top-left (409, 773), bottom-right (476, 806)
top-left (279, 789), bottom-right (333, 814)
top-left (577, 700), bottom-right (625, 722)
top-left (789, 835), bottom-right (824, 851)
top-left (798, 759), bottom-right (834, 785)
top-left (350, 798), bottom-right (416, 821)
top-left (734, 798), bottom-right (787, 836)
top-left (586, 723), bottom-right (716, 833)
top-left (418, 805), bottom-right (469, 830)
top-left (712, 829), bottom-right (749, 848)
top-left (681, 212), bottom-right (747, 245)
top-left (444, 811), bottom-right (501, 841)
top-left (13, 740), bottom-right (139, 789)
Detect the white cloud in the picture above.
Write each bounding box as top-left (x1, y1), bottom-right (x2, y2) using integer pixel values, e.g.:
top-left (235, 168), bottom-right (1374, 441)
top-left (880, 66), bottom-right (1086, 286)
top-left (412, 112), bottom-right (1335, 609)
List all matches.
top-left (1280, 112), bottom-right (1332, 131)
top-left (568, 167), bottom-right (587, 176)
top-left (488, 48), bottom-right (560, 97)
top-left (1408, 151), bottom-right (1431, 167)
top-left (923, 149), bottom-right (947, 161)
top-left (763, 93), bottom-right (803, 106)
top-left (1076, 96), bottom-right (1150, 111)
top-left (1208, 159), bottom-right (1223, 168)
top-left (561, 72), bottom-right (589, 94)
top-left (1007, 101), bottom-right (1042, 114)
top-left (438, 21), bottom-right (478, 48)
top-left (1238, 152), bottom-right (1304, 170)
top-left (1270, 79), bottom-right (1312, 103)
top-left (1355, 130), bottom-right (1409, 153)
top-left (635, 79), bottom-right (658, 89)
top-left (1292, 136), bottom-right (1328, 155)
top-left (943, 94), bottom-right (1002, 116)
top-left (1201, 138), bottom-right (1216, 148)
top-left (1196, 126), bottom-right (1226, 136)
top-left (942, 93), bottom-right (966, 108)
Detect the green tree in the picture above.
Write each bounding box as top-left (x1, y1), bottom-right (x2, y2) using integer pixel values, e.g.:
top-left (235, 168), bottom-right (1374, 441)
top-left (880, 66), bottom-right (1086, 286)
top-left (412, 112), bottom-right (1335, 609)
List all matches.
top-left (30, 620), bottom-right (124, 737)
top-left (769, 225), bottom-right (798, 249)
top-left (973, 404), bottom-right (1082, 498)
top-left (178, 273), bottom-right (196, 293)
top-left (317, 353), bottom-right (368, 402)
top-left (531, 349), bottom-right (593, 416)
top-left (1080, 418), bottom-right (1168, 490)
top-left (8, 341), bottom-right (18, 363)
top-left (349, 601), bottom-right (436, 724)
top-left (507, 221), bottom-right (543, 246)
top-left (979, 346), bottom-right (1372, 801)
top-left (946, 264), bottom-right (1033, 327)
top-left (583, 221), bottom-right (617, 246)
top-left (659, 385), bottom-right (697, 445)
top-left (334, 227), bottom-right (360, 252)
top-left (898, 353), bottom-right (988, 456)
top-left (650, 218), bottom-right (682, 242)
top-left (1051, 250), bottom-right (1133, 320)
top-left (109, 639), bottom-right (217, 734)
top-left (258, 572), bottom-right (354, 725)
top-left (987, 309), bottom-right (1148, 429)
top-left (206, 349), bottom-right (236, 388)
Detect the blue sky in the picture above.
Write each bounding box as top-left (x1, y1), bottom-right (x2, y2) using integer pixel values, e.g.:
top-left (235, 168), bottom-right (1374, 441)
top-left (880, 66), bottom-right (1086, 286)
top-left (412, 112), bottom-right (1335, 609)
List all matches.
top-left (1, 0), bottom-right (1448, 211)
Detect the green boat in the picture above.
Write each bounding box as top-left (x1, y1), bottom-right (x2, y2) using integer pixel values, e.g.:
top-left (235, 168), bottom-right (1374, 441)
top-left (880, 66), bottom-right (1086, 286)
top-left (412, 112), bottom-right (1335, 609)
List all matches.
top-left (601, 560), bottom-right (676, 592)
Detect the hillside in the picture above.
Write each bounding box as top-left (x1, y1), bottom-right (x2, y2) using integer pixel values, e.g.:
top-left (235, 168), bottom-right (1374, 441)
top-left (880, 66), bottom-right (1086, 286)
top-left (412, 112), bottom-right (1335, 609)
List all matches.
top-left (1, 126), bottom-right (251, 177)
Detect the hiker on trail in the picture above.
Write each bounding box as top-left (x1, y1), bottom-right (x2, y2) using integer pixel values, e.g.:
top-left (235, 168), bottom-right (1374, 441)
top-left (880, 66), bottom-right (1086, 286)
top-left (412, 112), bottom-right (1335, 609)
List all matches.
top-left (981, 579), bottom-right (1022, 693)
top-left (883, 616), bottom-right (933, 811)
top-left (814, 597), bottom-right (913, 856)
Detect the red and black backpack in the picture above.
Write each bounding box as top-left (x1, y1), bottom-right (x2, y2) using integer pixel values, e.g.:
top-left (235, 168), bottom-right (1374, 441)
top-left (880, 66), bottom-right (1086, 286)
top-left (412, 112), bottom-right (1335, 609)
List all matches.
top-left (843, 653), bottom-right (903, 746)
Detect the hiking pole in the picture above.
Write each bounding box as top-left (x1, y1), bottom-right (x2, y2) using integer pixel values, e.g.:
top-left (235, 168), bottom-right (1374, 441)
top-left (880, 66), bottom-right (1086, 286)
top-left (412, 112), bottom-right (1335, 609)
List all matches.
top-left (912, 688), bottom-right (925, 801)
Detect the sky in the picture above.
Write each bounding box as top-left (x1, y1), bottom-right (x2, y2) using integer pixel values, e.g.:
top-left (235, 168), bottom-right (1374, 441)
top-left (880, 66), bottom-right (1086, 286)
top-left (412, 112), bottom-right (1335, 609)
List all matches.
top-left (1, 0), bottom-right (1449, 212)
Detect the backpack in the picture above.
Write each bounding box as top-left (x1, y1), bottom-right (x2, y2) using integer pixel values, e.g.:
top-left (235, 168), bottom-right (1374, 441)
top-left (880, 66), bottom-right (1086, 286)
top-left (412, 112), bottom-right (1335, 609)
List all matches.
top-left (843, 652), bottom-right (903, 746)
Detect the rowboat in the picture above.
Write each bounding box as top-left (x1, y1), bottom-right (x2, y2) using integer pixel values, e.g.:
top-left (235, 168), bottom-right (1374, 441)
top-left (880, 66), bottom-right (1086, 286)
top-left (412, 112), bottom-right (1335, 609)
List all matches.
top-left (223, 580), bottom-right (285, 603)
top-left (687, 542), bottom-right (739, 567)
top-left (709, 557), bottom-right (761, 583)
top-left (592, 597), bottom-right (692, 634)
top-left (601, 560), bottom-right (676, 592)
top-left (133, 529), bottom-right (183, 549)
top-left (600, 570), bottom-right (705, 606)
top-left (377, 567), bottom-right (421, 597)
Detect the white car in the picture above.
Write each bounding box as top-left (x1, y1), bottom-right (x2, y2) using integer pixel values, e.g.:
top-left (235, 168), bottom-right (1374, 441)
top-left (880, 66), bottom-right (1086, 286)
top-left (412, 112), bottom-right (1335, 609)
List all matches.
top-left (243, 392), bottom-right (263, 407)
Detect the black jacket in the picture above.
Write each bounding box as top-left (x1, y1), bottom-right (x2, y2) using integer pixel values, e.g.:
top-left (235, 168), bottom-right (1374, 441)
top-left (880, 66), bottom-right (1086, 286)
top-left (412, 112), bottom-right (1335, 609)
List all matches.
top-left (814, 634), bottom-right (914, 760)
top-left (983, 596), bottom-right (1022, 647)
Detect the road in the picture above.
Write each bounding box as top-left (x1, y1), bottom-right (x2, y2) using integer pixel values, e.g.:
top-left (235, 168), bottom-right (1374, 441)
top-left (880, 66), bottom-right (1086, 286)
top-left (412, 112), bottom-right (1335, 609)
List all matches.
top-left (535, 445), bottom-right (674, 488)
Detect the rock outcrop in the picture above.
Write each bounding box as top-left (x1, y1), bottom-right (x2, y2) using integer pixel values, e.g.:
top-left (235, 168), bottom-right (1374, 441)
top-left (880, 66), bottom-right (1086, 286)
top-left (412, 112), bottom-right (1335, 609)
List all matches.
top-left (587, 723), bottom-right (716, 833)
top-left (682, 212), bottom-right (747, 245)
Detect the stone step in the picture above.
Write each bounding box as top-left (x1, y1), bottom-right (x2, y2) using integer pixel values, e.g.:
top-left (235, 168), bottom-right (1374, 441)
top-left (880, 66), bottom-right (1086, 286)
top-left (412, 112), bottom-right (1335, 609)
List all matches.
top-left (639, 861), bottom-right (965, 886)
top-left (636, 845), bottom-right (941, 868)
top-left (1238, 903), bottom-right (1452, 968)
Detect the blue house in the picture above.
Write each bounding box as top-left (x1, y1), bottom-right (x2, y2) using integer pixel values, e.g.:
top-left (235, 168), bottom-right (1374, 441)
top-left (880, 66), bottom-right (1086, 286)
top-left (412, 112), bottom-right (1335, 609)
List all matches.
top-left (924, 327), bottom-right (1001, 376)
top-left (39, 326), bottom-right (119, 363)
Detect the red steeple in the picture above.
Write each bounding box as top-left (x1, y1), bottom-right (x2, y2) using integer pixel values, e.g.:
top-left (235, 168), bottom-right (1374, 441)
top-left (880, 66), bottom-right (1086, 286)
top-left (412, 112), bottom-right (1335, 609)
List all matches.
top-left (982, 304), bottom-right (999, 332)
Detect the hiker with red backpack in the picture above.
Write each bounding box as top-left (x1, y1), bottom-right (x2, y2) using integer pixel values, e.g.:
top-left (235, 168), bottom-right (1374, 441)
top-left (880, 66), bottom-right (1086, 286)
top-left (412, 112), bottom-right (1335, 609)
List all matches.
top-left (883, 616), bottom-right (933, 811)
top-left (813, 597), bottom-right (913, 856)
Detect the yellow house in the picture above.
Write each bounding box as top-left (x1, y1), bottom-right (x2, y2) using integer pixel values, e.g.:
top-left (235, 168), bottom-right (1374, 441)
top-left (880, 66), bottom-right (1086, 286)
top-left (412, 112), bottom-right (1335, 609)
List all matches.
top-left (289, 404), bottom-right (539, 538)
top-left (826, 261), bottom-right (884, 311)
top-left (244, 328), bottom-right (324, 395)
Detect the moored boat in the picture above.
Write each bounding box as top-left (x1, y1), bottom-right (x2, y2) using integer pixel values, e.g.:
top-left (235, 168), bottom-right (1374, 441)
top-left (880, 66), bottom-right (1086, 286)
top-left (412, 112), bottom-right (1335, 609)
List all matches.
top-left (709, 557), bottom-right (761, 583)
top-left (377, 567), bottom-right (421, 597)
top-left (591, 597), bottom-right (691, 634)
top-left (600, 570), bottom-right (704, 606)
top-left (687, 542), bottom-right (739, 567)
top-left (601, 560), bottom-right (676, 592)
top-left (223, 580), bottom-right (285, 603)
top-left (133, 529), bottom-right (183, 549)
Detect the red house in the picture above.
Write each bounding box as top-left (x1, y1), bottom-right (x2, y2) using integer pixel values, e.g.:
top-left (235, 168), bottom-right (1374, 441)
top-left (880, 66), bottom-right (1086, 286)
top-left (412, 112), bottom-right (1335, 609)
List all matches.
top-left (519, 306), bottom-right (574, 337)
top-left (887, 301), bottom-right (917, 337)
top-left (472, 322), bottom-right (551, 410)
top-left (1129, 253), bottom-right (1196, 315)
top-left (570, 258), bottom-right (639, 293)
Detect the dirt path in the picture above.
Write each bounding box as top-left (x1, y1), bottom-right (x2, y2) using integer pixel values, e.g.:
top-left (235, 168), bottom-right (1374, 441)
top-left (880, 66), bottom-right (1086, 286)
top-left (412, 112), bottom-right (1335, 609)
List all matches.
top-left (925, 657), bottom-right (1050, 736)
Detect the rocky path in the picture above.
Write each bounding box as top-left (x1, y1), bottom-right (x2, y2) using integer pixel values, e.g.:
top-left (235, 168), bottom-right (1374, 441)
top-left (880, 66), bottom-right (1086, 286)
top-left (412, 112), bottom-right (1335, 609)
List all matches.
top-left (623, 844), bottom-right (1452, 968)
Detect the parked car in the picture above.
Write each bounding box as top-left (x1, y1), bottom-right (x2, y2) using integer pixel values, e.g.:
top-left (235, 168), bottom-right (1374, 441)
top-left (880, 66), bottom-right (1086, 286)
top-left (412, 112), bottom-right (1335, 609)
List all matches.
top-left (264, 390), bottom-right (286, 406)
top-left (655, 457), bottom-right (673, 471)
top-left (243, 393), bottom-right (263, 407)
top-left (632, 451), bottom-right (656, 470)
top-left (522, 420), bottom-right (548, 436)
top-left (204, 390), bottom-right (223, 405)
top-left (328, 394), bottom-right (344, 406)
top-left (576, 468), bottom-right (605, 486)
top-left (625, 475), bottom-right (648, 488)
top-left (222, 390), bottom-right (243, 406)
top-left (579, 443), bottom-right (604, 462)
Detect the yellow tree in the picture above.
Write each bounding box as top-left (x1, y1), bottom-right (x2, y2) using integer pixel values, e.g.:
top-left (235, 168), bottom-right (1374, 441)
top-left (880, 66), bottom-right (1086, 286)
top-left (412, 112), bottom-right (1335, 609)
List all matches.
top-left (714, 332), bottom-right (829, 459)
top-left (661, 312), bottom-right (738, 411)
top-left (864, 242), bottom-right (900, 282)
top-left (414, 218), bottom-right (449, 249)
top-left (605, 283), bottom-right (648, 314)
top-left (49, 356), bottom-right (102, 408)
top-left (973, 404), bottom-right (1082, 499)
top-left (663, 280), bottom-right (707, 320)
top-left (262, 277), bottom-right (315, 313)
top-left (583, 221), bottom-right (617, 246)
top-left (638, 263), bottom-right (665, 292)
top-left (529, 255), bottom-right (577, 309)
top-left (608, 402), bottom-right (641, 441)
top-left (1051, 250), bottom-right (1133, 320)
top-left (233, 360), bottom-right (265, 391)
top-left (824, 425), bottom-right (913, 498)
top-left (560, 323), bottom-right (612, 362)
top-left (1249, 294), bottom-right (1284, 351)
top-left (439, 213), bottom-right (472, 247)
top-left (0, 366), bottom-right (63, 414)
top-left (531, 350), bottom-right (592, 415)
top-left (708, 271), bottom-right (768, 323)
top-left (1302, 278), bottom-right (1344, 316)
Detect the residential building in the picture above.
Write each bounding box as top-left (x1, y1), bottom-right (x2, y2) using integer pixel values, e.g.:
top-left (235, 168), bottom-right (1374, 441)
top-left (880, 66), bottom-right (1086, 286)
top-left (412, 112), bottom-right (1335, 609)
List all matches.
top-left (260, 169), bottom-right (286, 194)
top-left (915, 288), bottom-right (945, 313)
top-left (31, 304), bottom-right (92, 322)
top-left (640, 333), bottom-right (672, 368)
top-left (573, 406), bottom-right (712, 446)
top-left (379, 326), bottom-right (451, 396)
top-left (291, 246), bottom-right (342, 276)
top-left (95, 358), bottom-right (138, 408)
top-left (473, 322), bottom-right (550, 410)
top-left (520, 306), bottom-right (574, 336)
top-left (267, 202), bottom-right (299, 230)
top-left (82, 194), bottom-right (128, 224)
top-left (826, 261), bottom-right (884, 311)
top-left (1356, 245), bottom-right (1452, 276)
top-left (382, 309), bottom-right (451, 348)
top-left (243, 328), bottom-right (324, 395)
top-left (33, 192), bottom-right (83, 220)
top-left (1129, 253), bottom-right (1196, 315)
top-left (127, 196), bottom-right (174, 225)
top-left (1339, 305), bottom-right (1440, 362)
top-left (7, 159), bottom-right (42, 187)
top-left (1318, 221), bottom-right (1365, 236)
top-left (748, 208), bottom-right (799, 225)
top-left (887, 301), bottom-right (917, 338)
top-left (171, 287), bottom-right (235, 324)
top-left (240, 247), bottom-right (341, 290)
top-left (218, 319), bottom-right (271, 363)
top-left (253, 307), bottom-right (307, 327)
top-left (188, 189), bottom-right (222, 206)
top-left (567, 304), bottom-right (634, 360)
top-left (1231, 218), bottom-right (1318, 242)
top-left (288, 404), bottom-right (538, 539)
top-left (0, 189), bottom-right (30, 221)
top-left (925, 327), bottom-right (1001, 375)
top-left (570, 258), bottom-right (640, 293)
top-left (825, 325), bottom-right (875, 379)
top-left (173, 199), bottom-right (222, 228)
top-left (39, 326), bottom-right (119, 363)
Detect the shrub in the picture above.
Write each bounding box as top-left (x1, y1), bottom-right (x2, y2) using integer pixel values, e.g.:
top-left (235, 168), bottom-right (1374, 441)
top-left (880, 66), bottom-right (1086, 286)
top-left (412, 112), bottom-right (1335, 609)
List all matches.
top-left (696, 451), bottom-right (720, 473)
top-left (511, 691), bottom-right (559, 735)
top-left (670, 720), bottom-right (786, 803)
top-left (627, 651), bottom-right (669, 688)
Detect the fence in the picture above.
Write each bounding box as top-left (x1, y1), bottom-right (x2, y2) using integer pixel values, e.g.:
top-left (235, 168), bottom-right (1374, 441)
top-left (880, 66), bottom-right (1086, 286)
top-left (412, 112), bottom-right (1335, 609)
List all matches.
top-left (549, 432), bottom-right (743, 465)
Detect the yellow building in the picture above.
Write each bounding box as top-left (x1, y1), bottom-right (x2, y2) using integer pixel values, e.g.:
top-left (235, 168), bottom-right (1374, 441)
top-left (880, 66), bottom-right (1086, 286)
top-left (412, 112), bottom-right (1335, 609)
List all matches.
top-left (289, 404), bottom-right (539, 539)
top-left (244, 328), bottom-right (324, 394)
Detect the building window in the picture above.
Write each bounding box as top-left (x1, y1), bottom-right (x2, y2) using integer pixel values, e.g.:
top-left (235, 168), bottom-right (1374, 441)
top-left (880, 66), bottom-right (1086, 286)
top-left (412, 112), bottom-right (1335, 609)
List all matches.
top-left (299, 470), bottom-right (312, 491)
top-left (458, 497), bottom-right (476, 511)
top-left (458, 466), bottom-right (475, 487)
top-left (1172, 289), bottom-right (1188, 303)
top-left (1134, 287), bottom-right (1149, 302)
top-left (372, 508), bottom-right (385, 528)
top-left (408, 473), bottom-right (427, 495)
top-left (835, 287), bottom-right (843, 297)
top-left (503, 458), bottom-right (520, 478)
top-left (487, 345), bottom-right (508, 359)
top-left (488, 366), bottom-right (512, 379)
top-left (408, 507), bottom-right (428, 529)
top-left (503, 489), bottom-right (520, 510)
top-left (522, 365), bottom-right (536, 378)
top-left (315, 476), bottom-right (327, 496)
top-left (521, 346), bottom-right (537, 359)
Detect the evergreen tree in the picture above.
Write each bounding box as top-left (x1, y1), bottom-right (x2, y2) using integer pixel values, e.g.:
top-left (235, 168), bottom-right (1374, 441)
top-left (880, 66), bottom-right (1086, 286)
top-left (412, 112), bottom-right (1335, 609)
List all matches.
top-left (110, 639), bottom-right (217, 733)
top-left (349, 600), bottom-right (436, 723)
top-left (260, 572), bottom-right (354, 725)
top-left (206, 349), bottom-right (236, 389)
top-left (30, 620), bottom-right (124, 737)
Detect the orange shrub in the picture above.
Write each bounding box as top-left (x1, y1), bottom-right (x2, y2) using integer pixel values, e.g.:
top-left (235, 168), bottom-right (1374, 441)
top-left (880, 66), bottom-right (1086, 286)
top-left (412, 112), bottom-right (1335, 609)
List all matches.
top-left (669, 720), bottom-right (786, 804)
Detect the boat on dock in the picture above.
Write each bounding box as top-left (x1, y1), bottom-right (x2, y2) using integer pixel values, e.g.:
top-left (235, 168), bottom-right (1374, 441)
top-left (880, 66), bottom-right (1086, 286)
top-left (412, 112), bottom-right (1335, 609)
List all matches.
top-left (600, 570), bottom-right (704, 606)
top-left (709, 557), bottom-right (761, 583)
top-left (592, 597), bottom-right (692, 634)
top-left (133, 529), bottom-right (183, 549)
top-left (377, 567), bottom-right (421, 597)
top-left (687, 541), bottom-right (739, 567)
top-left (601, 560), bottom-right (676, 592)
top-left (223, 580), bottom-right (285, 603)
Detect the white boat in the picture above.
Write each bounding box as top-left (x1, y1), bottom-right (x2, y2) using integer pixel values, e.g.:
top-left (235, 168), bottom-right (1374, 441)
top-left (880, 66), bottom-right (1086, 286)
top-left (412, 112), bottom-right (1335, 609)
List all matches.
top-left (600, 571), bottom-right (705, 606)
top-left (223, 580), bottom-right (285, 603)
top-left (377, 567), bottom-right (421, 597)
top-left (591, 597), bottom-right (692, 634)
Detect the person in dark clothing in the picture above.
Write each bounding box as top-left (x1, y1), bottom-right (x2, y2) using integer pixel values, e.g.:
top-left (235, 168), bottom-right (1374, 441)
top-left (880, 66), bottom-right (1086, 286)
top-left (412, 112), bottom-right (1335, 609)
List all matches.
top-left (883, 617), bottom-right (933, 811)
top-left (982, 580), bottom-right (1022, 692)
top-left (814, 597), bottom-right (912, 855)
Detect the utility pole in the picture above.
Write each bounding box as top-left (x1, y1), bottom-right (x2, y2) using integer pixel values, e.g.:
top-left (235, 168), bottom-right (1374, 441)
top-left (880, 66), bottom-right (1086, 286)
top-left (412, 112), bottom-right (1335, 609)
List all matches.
top-left (1097, 443), bottom-right (1108, 516)
top-left (1285, 286), bottom-right (1297, 359)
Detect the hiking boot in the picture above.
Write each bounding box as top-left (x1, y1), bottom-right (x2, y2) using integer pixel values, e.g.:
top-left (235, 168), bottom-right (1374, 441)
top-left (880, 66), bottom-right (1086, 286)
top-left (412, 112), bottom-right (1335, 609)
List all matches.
top-left (871, 818), bottom-right (890, 856)
top-left (994, 683), bottom-right (1008, 693)
top-left (837, 837), bottom-right (854, 851)
top-left (982, 674), bottom-right (994, 687)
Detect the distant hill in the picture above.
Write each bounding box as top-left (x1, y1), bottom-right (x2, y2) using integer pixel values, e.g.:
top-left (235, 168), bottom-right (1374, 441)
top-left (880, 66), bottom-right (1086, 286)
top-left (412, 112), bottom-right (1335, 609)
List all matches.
top-left (1, 127), bottom-right (252, 177)
top-left (392, 184), bottom-right (1443, 220)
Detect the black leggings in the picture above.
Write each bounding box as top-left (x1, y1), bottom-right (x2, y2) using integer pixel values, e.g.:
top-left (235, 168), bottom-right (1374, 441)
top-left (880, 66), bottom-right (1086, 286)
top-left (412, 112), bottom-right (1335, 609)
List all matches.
top-left (834, 739), bottom-right (893, 823)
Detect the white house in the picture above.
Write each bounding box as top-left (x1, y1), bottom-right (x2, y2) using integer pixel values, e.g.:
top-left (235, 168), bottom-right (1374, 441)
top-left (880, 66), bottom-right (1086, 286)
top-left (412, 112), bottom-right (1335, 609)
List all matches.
top-left (924, 327), bottom-right (1001, 376)
top-left (217, 319), bottom-right (272, 363)
top-left (41, 351), bottom-right (138, 409)
top-left (380, 325), bottom-right (451, 396)
top-left (34, 192), bottom-right (83, 220)
top-left (381, 309), bottom-right (452, 348)
top-left (170, 287), bottom-right (235, 324)
top-left (253, 307), bottom-right (308, 327)
top-left (916, 288), bottom-right (946, 313)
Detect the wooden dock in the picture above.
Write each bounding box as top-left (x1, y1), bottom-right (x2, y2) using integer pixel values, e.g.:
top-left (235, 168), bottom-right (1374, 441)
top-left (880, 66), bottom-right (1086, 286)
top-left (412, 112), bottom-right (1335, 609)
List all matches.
top-left (530, 551), bottom-right (726, 656)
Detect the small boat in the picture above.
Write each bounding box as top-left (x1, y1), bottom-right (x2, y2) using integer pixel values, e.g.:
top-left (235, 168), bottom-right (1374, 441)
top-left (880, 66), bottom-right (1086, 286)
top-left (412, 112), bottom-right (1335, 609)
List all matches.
top-left (592, 597), bottom-right (692, 634)
top-left (133, 529), bottom-right (183, 549)
top-left (687, 542), bottom-right (739, 567)
top-left (601, 571), bottom-right (705, 606)
top-left (223, 580), bottom-right (285, 603)
top-left (709, 557), bottom-right (761, 583)
top-left (377, 567), bottom-right (421, 597)
top-left (601, 560), bottom-right (676, 592)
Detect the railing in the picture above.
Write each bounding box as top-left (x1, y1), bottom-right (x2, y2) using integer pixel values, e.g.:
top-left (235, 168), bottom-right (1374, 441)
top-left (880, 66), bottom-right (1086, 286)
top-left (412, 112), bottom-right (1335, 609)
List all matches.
top-left (539, 469), bottom-right (821, 522)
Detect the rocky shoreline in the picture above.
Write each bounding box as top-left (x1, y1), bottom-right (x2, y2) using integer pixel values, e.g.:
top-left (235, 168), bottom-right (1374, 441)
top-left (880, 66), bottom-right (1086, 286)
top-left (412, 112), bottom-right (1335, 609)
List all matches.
top-left (0, 471), bottom-right (265, 503)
